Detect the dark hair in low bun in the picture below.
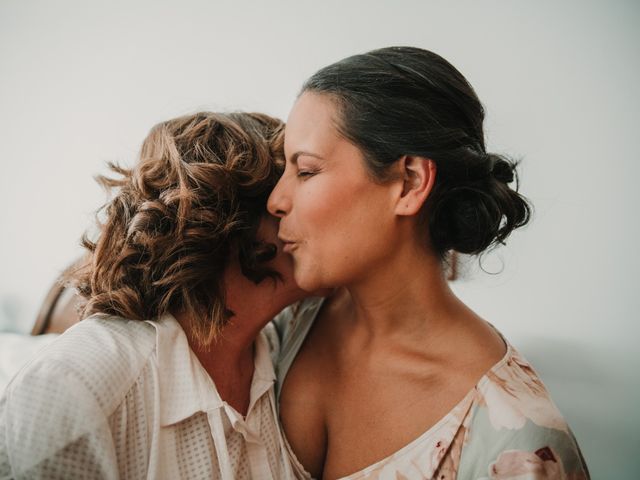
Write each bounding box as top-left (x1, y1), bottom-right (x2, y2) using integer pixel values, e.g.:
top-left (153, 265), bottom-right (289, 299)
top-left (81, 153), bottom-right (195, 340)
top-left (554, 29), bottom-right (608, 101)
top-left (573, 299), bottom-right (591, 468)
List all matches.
top-left (428, 154), bottom-right (528, 255)
top-left (303, 46), bottom-right (531, 257)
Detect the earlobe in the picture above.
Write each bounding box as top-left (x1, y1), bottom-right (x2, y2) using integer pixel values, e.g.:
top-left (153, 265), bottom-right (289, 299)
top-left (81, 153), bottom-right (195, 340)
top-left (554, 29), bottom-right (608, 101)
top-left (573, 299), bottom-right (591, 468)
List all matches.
top-left (395, 156), bottom-right (436, 216)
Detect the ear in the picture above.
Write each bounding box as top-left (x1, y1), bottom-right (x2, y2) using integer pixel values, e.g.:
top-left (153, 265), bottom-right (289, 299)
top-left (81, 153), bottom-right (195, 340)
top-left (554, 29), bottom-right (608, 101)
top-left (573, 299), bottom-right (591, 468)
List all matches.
top-left (394, 156), bottom-right (436, 216)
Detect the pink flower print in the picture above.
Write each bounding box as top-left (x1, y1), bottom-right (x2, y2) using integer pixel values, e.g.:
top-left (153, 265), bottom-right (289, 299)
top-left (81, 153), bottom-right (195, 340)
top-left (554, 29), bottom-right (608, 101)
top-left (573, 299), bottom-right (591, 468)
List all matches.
top-left (489, 447), bottom-right (567, 479)
top-left (478, 350), bottom-right (568, 432)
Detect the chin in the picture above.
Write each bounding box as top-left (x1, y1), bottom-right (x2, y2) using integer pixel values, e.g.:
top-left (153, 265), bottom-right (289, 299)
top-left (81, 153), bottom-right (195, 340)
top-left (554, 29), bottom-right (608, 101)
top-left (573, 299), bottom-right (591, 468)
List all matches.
top-left (293, 271), bottom-right (323, 295)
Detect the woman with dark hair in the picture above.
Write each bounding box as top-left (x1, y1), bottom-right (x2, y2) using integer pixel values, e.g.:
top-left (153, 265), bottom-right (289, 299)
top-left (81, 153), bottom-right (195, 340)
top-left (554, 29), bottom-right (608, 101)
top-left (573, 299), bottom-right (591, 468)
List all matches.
top-left (0, 112), bottom-right (305, 479)
top-left (269, 47), bottom-right (589, 479)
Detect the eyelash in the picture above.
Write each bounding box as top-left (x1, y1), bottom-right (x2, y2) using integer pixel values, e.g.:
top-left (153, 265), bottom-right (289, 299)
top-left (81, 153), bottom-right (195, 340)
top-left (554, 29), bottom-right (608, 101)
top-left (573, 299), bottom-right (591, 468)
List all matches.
top-left (296, 170), bottom-right (317, 179)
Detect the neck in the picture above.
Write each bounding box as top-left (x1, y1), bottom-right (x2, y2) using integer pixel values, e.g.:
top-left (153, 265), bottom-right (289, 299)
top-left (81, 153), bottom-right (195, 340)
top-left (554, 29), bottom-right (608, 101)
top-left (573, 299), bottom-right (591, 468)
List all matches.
top-left (174, 262), bottom-right (304, 415)
top-left (342, 239), bottom-right (463, 343)
top-left (175, 309), bottom-right (261, 376)
top-left (173, 308), bottom-right (258, 415)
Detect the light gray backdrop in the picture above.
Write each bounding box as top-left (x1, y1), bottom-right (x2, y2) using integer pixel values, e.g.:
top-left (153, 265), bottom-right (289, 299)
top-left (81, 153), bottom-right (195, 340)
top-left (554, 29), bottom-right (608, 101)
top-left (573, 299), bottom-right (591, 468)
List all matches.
top-left (1, 0), bottom-right (638, 477)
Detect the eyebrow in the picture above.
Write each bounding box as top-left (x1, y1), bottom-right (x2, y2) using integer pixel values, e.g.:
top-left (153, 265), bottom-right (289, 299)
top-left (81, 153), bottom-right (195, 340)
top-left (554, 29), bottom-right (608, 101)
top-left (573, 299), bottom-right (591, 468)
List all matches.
top-left (290, 151), bottom-right (324, 164)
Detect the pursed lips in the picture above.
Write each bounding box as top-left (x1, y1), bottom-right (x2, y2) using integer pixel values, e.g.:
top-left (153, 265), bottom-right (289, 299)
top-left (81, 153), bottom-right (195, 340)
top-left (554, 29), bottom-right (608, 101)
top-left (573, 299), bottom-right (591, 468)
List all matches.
top-left (282, 242), bottom-right (297, 253)
top-left (277, 235), bottom-right (298, 253)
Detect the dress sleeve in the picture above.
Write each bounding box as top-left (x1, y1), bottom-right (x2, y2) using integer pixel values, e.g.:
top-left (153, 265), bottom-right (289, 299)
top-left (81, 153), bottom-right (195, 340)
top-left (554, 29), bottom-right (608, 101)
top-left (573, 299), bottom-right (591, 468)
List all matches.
top-left (271, 298), bottom-right (325, 402)
top-left (457, 416), bottom-right (590, 479)
top-left (454, 344), bottom-right (591, 479)
top-left (455, 371), bottom-right (590, 480)
top-left (0, 357), bottom-right (119, 479)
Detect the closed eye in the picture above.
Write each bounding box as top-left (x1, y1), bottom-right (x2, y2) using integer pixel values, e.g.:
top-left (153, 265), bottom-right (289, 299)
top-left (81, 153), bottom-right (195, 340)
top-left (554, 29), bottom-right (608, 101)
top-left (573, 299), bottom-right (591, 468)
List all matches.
top-left (297, 170), bottom-right (317, 179)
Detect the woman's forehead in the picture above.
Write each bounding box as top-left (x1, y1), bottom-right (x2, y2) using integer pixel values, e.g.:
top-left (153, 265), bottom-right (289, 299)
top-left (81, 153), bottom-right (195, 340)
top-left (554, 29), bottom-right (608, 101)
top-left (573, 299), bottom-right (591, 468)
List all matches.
top-left (285, 92), bottom-right (341, 152)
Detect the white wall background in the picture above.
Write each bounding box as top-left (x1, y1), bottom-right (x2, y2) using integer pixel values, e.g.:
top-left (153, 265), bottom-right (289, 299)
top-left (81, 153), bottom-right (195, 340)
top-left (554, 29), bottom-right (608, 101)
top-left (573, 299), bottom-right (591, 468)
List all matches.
top-left (1, 0), bottom-right (638, 477)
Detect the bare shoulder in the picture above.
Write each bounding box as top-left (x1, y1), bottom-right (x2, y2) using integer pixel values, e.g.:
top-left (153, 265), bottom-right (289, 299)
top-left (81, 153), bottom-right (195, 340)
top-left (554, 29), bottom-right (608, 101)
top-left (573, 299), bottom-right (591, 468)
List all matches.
top-left (440, 308), bottom-right (509, 383)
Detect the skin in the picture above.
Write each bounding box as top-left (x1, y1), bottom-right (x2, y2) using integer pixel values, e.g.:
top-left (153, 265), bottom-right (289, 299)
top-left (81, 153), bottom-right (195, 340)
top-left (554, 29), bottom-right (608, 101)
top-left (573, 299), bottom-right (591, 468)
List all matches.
top-left (268, 92), bottom-right (507, 479)
top-left (174, 214), bottom-right (306, 416)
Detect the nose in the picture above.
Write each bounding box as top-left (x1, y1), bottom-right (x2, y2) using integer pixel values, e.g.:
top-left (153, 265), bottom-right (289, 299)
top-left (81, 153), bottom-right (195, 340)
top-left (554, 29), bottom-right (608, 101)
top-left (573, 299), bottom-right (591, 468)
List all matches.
top-left (267, 173), bottom-right (291, 218)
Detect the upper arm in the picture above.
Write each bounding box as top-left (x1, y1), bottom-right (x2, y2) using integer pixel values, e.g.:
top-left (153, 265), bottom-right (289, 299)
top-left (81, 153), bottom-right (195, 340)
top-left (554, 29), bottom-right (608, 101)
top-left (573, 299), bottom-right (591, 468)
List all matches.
top-left (456, 408), bottom-right (590, 479)
top-left (0, 359), bottom-right (119, 479)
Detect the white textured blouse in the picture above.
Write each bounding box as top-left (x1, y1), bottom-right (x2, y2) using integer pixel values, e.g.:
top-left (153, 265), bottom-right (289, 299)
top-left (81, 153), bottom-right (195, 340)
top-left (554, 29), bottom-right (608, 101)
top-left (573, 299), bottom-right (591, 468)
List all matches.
top-left (0, 313), bottom-right (295, 479)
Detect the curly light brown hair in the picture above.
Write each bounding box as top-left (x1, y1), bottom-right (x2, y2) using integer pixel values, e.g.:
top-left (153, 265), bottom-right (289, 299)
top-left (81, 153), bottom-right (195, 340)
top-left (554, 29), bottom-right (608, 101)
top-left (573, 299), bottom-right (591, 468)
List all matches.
top-left (67, 112), bottom-right (285, 346)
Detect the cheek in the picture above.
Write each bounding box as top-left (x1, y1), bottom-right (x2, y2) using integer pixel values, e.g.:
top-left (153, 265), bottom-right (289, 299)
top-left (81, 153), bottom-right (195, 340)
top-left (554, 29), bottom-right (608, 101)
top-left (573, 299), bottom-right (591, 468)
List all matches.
top-left (288, 168), bottom-right (396, 286)
top-left (302, 194), bottom-right (393, 283)
top-left (292, 189), bottom-right (334, 246)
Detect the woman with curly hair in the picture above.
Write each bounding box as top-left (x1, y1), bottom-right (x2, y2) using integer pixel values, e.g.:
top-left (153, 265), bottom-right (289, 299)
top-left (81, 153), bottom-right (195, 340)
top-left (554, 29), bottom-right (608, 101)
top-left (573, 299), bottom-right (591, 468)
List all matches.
top-left (0, 112), bottom-right (305, 479)
top-left (269, 47), bottom-right (589, 479)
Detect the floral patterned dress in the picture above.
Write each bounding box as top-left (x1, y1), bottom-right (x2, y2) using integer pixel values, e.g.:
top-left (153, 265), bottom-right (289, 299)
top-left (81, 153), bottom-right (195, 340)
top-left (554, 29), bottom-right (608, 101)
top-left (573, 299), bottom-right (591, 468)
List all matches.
top-left (274, 298), bottom-right (590, 480)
